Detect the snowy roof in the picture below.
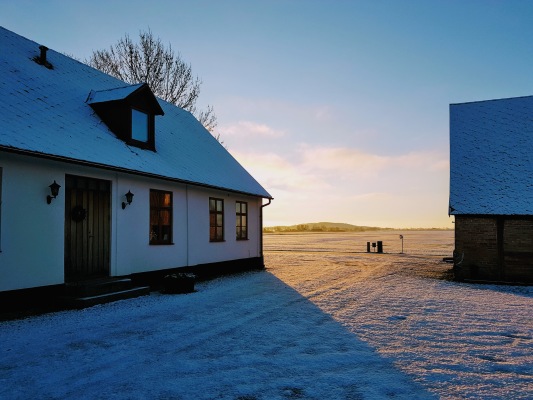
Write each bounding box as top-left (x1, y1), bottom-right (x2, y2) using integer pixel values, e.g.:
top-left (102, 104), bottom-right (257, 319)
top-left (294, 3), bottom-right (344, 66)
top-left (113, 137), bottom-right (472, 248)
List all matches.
top-left (449, 96), bottom-right (533, 215)
top-left (0, 26), bottom-right (272, 199)
top-left (86, 83), bottom-right (145, 104)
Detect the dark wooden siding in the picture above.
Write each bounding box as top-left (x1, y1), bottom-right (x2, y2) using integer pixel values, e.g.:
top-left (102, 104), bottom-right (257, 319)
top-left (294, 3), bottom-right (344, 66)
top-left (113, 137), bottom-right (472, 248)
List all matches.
top-left (503, 219), bottom-right (533, 282)
top-left (454, 215), bottom-right (533, 283)
top-left (64, 175), bottom-right (111, 281)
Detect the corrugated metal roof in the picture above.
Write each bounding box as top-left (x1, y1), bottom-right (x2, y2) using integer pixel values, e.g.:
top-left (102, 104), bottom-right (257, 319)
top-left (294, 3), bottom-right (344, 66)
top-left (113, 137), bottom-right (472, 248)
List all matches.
top-left (0, 26), bottom-right (272, 199)
top-left (449, 96), bottom-right (533, 215)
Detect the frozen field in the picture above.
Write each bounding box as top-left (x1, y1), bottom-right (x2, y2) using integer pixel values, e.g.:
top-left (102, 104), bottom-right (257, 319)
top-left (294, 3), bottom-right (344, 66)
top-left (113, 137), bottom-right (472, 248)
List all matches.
top-left (265, 231), bottom-right (533, 399)
top-left (264, 230), bottom-right (454, 256)
top-left (0, 231), bottom-right (531, 399)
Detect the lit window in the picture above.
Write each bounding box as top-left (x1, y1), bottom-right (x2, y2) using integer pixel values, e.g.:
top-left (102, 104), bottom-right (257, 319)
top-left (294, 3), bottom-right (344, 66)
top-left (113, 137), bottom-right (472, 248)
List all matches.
top-left (236, 201), bottom-right (248, 240)
top-left (150, 189), bottom-right (172, 245)
top-left (132, 109), bottom-right (149, 142)
top-left (209, 197), bottom-right (224, 242)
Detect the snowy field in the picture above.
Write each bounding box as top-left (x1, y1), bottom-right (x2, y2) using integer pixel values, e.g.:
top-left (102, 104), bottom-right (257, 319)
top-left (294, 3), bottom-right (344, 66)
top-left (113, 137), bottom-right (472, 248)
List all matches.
top-left (1, 231), bottom-right (532, 399)
top-left (265, 231), bottom-right (533, 399)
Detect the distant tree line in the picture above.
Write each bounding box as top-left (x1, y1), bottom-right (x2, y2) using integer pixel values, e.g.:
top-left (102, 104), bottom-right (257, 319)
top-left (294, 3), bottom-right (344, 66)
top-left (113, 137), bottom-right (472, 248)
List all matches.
top-left (263, 224), bottom-right (383, 233)
top-left (263, 225), bottom-right (451, 233)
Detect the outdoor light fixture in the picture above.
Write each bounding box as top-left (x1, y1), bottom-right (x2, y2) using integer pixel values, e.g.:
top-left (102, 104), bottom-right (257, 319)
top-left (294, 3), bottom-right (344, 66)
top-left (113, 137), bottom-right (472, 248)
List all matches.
top-left (46, 180), bottom-right (61, 204)
top-left (122, 190), bottom-right (134, 209)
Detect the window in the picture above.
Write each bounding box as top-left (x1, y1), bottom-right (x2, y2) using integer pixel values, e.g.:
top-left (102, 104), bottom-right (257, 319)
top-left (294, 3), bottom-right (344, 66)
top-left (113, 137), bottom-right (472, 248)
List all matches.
top-left (209, 197), bottom-right (224, 242)
top-left (236, 201), bottom-right (248, 240)
top-left (131, 109), bottom-right (149, 142)
top-left (150, 189), bottom-right (172, 245)
top-left (87, 84), bottom-right (163, 151)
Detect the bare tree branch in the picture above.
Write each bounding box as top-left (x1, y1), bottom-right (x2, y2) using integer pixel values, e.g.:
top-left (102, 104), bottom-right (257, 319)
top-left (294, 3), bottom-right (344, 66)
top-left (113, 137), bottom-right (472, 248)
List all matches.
top-left (88, 29), bottom-right (219, 136)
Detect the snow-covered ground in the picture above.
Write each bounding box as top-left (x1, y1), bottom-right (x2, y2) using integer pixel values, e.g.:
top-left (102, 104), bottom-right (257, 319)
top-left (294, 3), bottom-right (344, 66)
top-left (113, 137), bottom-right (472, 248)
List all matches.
top-left (266, 231), bottom-right (533, 399)
top-left (1, 231), bottom-right (531, 399)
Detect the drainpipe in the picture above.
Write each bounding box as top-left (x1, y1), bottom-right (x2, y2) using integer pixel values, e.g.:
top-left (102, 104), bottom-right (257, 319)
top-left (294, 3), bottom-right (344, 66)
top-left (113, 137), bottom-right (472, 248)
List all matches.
top-left (259, 198), bottom-right (272, 262)
top-left (186, 184), bottom-right (189, 267)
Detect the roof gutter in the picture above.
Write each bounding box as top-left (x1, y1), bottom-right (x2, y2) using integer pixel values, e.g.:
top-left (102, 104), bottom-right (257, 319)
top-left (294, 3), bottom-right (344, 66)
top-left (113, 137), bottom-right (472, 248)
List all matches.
top-left (0, 146), bottom-right (273, 200)
top-left (261, 198), bottom-right (272, 209)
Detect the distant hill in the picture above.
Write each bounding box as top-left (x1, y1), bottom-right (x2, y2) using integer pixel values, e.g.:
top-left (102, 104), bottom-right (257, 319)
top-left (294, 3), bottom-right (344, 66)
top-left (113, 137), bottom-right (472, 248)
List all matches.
top-left (263, 222), bottom-right (451, 233)
top-left (263, 222), bottom-right (389, 233)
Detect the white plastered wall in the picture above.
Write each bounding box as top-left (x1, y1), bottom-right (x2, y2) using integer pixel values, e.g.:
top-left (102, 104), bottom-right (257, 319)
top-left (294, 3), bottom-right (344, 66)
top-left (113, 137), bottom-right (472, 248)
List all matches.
top-left (0, 152), bottom-right (264, 291)
top-left (186, 187), bottom-right (262, 266)
top-left (114, 175), bottom-right (188, 275)
top-left (115, 182), bottom-right (262, 273)
top-left (0, 154), bottom-right (67, 291)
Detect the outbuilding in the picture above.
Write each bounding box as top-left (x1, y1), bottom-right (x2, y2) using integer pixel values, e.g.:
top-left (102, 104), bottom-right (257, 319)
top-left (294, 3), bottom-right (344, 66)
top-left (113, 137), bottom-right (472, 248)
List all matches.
top-left (449, 95), bottom-right (533, 284)
top-left (0, 27), bottom-right (272, 297)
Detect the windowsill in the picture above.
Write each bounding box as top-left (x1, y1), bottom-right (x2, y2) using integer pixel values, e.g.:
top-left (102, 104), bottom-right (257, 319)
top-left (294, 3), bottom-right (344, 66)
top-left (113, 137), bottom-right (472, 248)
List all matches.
top-left (127, 138), bottom-right (155, 151)
top-left (236, 238), bottom-right (249, 241)
top-left (149, 242), bottom-right (175, 246)
top-left (210, 240), bottom-right (225, 243)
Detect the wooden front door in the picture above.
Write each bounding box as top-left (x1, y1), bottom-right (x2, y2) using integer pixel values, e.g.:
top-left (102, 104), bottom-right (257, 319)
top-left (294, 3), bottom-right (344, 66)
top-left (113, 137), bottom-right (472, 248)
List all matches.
top-left (65, 175), bottom-right (111, 282)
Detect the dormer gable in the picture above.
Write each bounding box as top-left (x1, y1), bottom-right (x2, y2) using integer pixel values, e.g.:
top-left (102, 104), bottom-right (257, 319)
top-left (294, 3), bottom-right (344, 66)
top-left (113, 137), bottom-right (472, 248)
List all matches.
top-left (87, 83), bottom-right (164, 151)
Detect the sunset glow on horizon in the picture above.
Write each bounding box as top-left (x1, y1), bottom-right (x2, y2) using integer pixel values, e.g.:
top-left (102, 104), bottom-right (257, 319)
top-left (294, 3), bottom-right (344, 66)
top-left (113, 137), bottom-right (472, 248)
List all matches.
top-left (3, 1), bottom-right (533, 229)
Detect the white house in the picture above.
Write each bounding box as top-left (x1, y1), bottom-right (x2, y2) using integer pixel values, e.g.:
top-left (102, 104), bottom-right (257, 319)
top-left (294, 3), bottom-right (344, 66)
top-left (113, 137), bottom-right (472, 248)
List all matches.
top-left (0, 27), bottom-right (272, 295)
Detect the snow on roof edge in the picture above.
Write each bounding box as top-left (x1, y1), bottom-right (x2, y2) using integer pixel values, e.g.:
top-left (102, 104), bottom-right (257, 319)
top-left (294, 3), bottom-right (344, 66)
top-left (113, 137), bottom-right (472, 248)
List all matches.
top-left (0, 145), bottom-right (273, 199)
top-left (0, 26), bottom-right (272, 200)
top-left (86, 83), bottom-right (145, 104)
top-left (450, 94), bottom-right (533, 107)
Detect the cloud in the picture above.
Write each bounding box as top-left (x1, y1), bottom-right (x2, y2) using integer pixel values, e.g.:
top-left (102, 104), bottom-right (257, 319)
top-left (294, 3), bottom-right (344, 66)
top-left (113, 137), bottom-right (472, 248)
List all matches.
top-left (429, 159), bottom-right (450, 171)
top-left (232, 144), bottom-right (452, 228)
top-left (297, 145), bottom-right (448, 177)
top-left (313, 106), bottom-right (333, 121)
top-left (233, 144), bottom-right (448, 199)
top-left (298, 146), bottom-right (389, 173)
top-left (218, 121), bottom-right (285, 138)
top-left (231, 151), bottom-right (329, 192)
top-left (348, 192), bottom-right (393, 201)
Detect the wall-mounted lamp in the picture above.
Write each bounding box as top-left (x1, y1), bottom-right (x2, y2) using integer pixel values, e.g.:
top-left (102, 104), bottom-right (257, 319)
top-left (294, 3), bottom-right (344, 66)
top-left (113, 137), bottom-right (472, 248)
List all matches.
top-left (122, 190), bottom-right (134, 209)
top-left (46, 180), bottom-right (61, 204)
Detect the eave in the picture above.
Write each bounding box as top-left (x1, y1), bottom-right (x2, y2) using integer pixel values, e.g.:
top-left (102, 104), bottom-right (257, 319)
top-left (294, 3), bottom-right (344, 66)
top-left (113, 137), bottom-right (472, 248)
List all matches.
top-left (0, 145), bottom-right (274, 200)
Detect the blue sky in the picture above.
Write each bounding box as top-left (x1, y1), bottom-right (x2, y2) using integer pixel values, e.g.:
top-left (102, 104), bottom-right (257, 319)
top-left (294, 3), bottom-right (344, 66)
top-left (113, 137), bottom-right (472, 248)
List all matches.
top-left (2, 0), bottom-right (533, 228)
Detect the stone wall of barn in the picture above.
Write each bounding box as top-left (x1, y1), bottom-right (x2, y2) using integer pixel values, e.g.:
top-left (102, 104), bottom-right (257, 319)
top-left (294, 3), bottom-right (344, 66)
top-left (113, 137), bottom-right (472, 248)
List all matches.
top-left (454, 216), bottom-right (533, 284)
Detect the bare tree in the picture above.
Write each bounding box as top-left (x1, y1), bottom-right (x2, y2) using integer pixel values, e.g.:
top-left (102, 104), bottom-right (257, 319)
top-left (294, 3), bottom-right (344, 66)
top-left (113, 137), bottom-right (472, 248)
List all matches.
top-left (88, 29), bottom-right (218, 133)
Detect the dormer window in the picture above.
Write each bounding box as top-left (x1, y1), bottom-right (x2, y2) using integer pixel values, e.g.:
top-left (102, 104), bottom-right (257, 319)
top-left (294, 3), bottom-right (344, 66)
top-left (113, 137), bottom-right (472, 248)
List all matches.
top-left (87, 83), bottom-right (164, 151)
top-left (131, 109), bottom-right (149, 142)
